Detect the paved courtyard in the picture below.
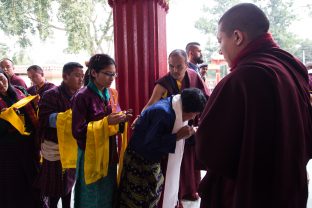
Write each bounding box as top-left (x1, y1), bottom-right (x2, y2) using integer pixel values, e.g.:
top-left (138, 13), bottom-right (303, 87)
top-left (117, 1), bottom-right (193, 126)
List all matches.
top-left (59, 166), bottom-right (312, 208)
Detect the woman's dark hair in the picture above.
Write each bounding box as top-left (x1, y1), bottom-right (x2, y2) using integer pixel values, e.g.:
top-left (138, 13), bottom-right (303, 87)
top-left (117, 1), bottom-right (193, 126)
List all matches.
top-left (84, 54), bottom-right (116, 85)
top-left (27, 65), bottom-right (44, 76)
top-left (0, 70), bottom-right (18, 100)
top-left (181, 88), bottom-right (207, 113)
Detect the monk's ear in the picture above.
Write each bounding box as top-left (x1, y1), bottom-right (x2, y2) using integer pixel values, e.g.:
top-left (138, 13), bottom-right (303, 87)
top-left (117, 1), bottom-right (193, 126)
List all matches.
top-left (233, 30), bottom-right (244, 46)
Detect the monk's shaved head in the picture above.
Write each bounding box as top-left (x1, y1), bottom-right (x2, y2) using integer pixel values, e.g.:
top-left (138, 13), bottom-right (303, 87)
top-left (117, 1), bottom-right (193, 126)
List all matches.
top-left (219, 3), bottom-right (269, 40)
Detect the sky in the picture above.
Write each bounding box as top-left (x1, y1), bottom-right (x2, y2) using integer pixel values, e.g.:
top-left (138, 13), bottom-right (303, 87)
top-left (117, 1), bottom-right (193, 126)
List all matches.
top-left (1, 0), bottom-right (312, 65)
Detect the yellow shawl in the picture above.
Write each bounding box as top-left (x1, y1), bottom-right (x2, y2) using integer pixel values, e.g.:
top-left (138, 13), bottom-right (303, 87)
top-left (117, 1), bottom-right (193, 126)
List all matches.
top-left (84, 116), bottom-right (128, 185)
top-left (0, 95), bottom-right (38, 135)
top-left (56, 109), bottom-right (78, 168)
top-left (56, 109), bottom-right (128, 185)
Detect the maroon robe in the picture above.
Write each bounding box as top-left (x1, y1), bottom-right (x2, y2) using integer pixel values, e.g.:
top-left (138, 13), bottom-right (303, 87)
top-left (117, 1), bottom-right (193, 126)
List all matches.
top-left (156, 68), bottom-right (210, 205)
top-left (196, 33), bottom-right (312, 208)
top-left (0, 87), bottom-right (41, 208)
top-left (34, 82), bottom-right (75, 197)
top-left (11, 74), bottom-right (27, 89)
top-left (27, 82), bottom-right (55, 98)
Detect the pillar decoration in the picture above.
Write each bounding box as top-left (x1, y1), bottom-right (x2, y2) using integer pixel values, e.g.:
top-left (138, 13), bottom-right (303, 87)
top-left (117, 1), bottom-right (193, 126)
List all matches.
top-left (109, 0), bottom-right (169, 118)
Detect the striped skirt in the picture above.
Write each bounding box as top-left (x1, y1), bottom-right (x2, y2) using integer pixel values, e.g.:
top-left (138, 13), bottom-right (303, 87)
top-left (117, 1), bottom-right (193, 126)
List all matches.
top-left (118, 148), bottom-right (164, 208)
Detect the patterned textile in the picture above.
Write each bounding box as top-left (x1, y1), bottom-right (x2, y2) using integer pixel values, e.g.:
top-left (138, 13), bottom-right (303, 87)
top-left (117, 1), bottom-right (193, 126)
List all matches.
top-left (119, 148), bottom-right (164, 208)
top-left (74, 148), bottom-right (117, 208)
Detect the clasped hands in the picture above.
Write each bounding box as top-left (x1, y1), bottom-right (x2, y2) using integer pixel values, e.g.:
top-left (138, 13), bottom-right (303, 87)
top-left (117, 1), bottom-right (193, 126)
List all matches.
top-left (176, 125), bottom-right (198, 141)
top-left (107, 109), bottom-right (133, 125)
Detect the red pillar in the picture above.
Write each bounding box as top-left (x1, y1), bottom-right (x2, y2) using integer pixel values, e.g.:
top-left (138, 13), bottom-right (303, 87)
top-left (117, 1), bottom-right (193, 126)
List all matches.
top-left (109, 0), bottom-right (168, 117)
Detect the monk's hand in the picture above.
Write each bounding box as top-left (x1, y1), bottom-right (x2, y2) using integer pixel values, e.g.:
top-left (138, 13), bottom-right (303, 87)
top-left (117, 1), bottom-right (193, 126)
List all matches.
top-left (107, 112), bottom-right (126, 125)
top-left (176, 125), bottom-right (195, 141)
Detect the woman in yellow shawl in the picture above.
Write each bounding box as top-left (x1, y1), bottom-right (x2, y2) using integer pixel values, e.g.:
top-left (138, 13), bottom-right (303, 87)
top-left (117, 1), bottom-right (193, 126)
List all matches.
top-left (71, 54), bottom-right (132, 208)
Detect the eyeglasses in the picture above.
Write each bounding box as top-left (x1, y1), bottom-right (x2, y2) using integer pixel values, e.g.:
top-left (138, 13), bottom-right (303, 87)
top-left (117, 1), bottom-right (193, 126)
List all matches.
top-left (100, 71), bottom-right (118, 78)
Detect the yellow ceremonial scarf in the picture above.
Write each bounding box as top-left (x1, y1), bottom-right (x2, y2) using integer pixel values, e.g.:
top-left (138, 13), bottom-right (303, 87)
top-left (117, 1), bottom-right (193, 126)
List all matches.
top-left (84, 116), bottom-right (128, 185)
top-left (0, 95), bottom-right (38, 135)
top-left (56, 109), bottom-right (78, 169)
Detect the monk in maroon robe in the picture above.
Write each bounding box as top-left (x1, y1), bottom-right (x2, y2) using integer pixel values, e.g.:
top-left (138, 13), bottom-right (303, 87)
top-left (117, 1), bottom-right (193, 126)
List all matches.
top-left (156, 64), bottom-right (209, 205)
top-left (34, 62), bottom-right (84, 208)
top-left (0, 58), bottom-right (27, 89)
top-left (26, 65), bottom-right (55, 98)
top-left (133, 49), bottom-right (209, 207)
top-left (196, 3), bottom-right (312, 208)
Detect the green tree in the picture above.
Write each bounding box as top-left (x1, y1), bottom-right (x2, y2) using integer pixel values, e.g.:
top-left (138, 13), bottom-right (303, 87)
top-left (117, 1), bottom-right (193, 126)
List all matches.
top-left (195, 0), bottom-right (240, 59)
top-left (195, 0), bottom-right (310, 61)
top-left (0, 43), bottom-right (10, 58)
top-left (0, 0), bottom-right (113, 55)
top-left (12, 49), bottom-right (32, 65)
top-left (293, 39), bottom-right (312, 64)
top-left (260, 0), bottom-right (297, 53)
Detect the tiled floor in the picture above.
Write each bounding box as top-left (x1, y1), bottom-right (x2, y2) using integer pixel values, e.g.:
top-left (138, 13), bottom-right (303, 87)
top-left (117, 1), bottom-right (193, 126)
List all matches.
top-left (60, 167), bottom-right (312, 208)
top-left (182, 199), bottom-right (201, 208)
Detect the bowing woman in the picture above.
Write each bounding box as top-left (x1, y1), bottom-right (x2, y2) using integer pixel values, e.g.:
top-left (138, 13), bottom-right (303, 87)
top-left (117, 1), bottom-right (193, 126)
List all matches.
top-left (72, 54), bottom-right (132, 208)
top-left (0, 70), bottom-right (41, 207)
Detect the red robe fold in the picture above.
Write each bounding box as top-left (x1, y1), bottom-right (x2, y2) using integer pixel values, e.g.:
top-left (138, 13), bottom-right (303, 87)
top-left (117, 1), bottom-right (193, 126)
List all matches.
top-left (196, 33), bottom-right (312, 208)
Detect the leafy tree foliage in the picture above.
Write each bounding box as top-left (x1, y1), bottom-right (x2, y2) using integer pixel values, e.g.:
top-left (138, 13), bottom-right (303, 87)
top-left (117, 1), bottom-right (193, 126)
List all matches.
top-left (195, 0), bottom-right (240, 59)
top-left (0, 42), bottom-right (9, 58)
top-left (195, 0), bottom-right (312, 62)
top-left (293, 39), bottom-right (312, 64)
top-left (0, 0), bottom-right (113, 54)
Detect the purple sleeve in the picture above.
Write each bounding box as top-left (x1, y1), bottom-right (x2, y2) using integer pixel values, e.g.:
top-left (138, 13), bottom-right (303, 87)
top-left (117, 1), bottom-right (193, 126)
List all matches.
top-left (38, 88), bottom-right (59, 141)
top-left (71, 92), bottom-right (88, 149)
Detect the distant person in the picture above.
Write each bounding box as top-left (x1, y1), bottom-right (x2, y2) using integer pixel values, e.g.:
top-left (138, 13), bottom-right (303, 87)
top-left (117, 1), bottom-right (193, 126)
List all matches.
top-left (34, 62), bottom-right (84, 208)
top-left (27, 65), bottom-right (55, 97)
top-left (119, 88), bottom-right (207, 208)
top-left (185, 42), bottom-right (204, 73)
top-left (0, 58), bottom-right (27, 89)
top-left (196, 3), bottom-right (312, 208)
top-left (199, 63), bottom-right (208, 82)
